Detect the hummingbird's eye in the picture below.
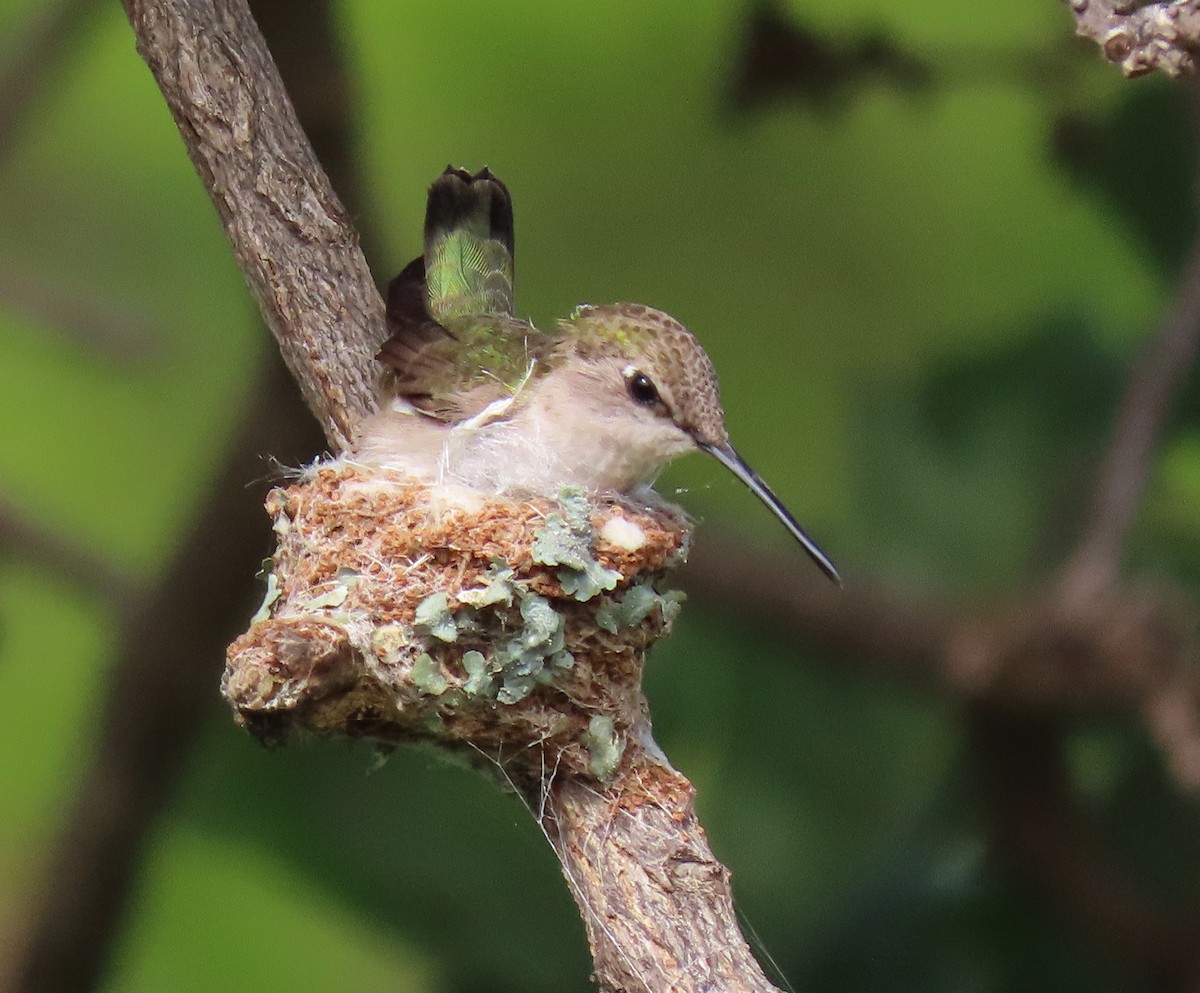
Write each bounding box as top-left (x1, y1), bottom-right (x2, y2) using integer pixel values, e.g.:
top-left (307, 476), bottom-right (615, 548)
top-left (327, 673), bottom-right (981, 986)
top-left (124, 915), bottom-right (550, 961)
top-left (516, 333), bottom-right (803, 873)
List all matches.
top-left (626, 371), bottom-right (660, 406)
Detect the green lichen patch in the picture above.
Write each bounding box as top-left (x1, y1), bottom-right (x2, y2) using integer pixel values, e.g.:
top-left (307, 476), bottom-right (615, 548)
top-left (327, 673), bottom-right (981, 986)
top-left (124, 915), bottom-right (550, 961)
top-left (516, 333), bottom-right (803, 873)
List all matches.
top-left (305, 567), bottom-right (361, 612)
top-left (669, 528), bottom-right (692, 569)
top-left (414, 591), bottom-right (459, 642)
top-left (411, 653), bottom-right (449, 695)
top-left (488, 592), bottom-right (568, 704)
top-left (307, 585), bottom-right (349, 609)
top-left (533, 487), bottom-right (622, 602)
top-left (581, 715), bottom-right (624, 782)
top-left (461, 650), bottom-right (494, 696)
top-left (596, 582), bottom-right (687, 634)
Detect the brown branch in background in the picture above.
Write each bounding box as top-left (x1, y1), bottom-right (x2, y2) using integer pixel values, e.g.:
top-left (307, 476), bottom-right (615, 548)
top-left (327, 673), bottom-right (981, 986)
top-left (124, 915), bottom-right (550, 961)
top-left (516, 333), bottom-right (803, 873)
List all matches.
top-left (0, 5), bottom-right (158, 363)
top-left (6, 3), bottom-right (368, 991)
top-left (0, 496), bottom-right (138, 610)
top-left (122, 0), bottom-right (385, 451)
top-left (968, 709), bottom-right (1200, 985)
top-left (682, 533), bottom-right (1195, 717)
top-left (966, 75), bottom-right (1200, 977)
top-left (680, 531), bottom-right (952, 679)
top-left (10, 358), bottom-right (323, 993)
top-left (1063, 0), bottom-right (1200, 78)
top-left (1060, 236), bottom-right (1200, 604)
top-left (0, 269), bottom-right (160, 364)
top-left (0, 0), bottom-right (107, 150)
top-left (727, 2), bottom-right (1097, 115)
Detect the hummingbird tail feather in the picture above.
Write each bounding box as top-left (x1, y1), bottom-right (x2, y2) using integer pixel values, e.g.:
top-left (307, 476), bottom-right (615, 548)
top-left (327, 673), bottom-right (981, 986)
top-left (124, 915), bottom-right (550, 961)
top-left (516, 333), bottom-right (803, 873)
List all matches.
top-left (424, 166), bottom-right (515, 320)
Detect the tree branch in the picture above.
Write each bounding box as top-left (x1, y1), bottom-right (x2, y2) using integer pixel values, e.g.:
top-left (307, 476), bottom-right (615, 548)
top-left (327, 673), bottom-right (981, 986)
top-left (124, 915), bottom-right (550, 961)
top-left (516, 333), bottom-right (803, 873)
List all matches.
top-left (1060, 235), bottom-right (1200, 603)
top-left (543, 767), bottom-right (781, 993)
top-left (0, 0), bottom-right (107, 150)
top-left (10, 358), bottom-right (323, 993)
top-left (1063, 0), bottom-right (1200, 78)
top-left (7, 4), bottom-right (363, 990)
top-left (121, 0), bottom-right (385, 451)
top-left (0, 268), bottom-right (160, 364)
top-left (680, 532), bottom-right (951, 685)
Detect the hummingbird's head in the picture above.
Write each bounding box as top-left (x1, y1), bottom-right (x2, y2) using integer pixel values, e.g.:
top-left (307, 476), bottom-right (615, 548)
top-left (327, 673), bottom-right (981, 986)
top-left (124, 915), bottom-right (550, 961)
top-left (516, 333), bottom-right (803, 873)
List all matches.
top-left (563, 303), bottom-right (731, 455)
top-left (559, 303), bottom-right (840, 585)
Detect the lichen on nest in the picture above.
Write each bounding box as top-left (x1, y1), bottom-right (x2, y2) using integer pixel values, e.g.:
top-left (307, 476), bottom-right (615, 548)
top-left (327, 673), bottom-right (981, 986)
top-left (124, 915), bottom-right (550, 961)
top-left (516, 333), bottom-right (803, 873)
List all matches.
top-left (223, 462), bottom-right (691, 782)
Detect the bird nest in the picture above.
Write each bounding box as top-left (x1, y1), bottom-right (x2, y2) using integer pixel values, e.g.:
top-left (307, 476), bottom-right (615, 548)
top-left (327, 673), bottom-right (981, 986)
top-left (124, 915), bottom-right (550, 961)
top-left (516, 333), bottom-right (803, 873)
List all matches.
top-left (223, 462), bottom-right (691, 782)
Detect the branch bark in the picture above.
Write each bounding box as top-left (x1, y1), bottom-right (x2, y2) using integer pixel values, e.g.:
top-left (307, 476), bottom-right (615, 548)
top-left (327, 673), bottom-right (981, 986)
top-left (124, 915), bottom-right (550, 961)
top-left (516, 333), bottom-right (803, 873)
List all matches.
top-left (7, 4), bottom-right (361, 991)
top-left (122, 0), bottom-right (385, 451)
top-left (1063, 0), bottom-right (1200, 78)
top-left (544, 766), bottom-right (781, 993)
top-left (1060, 237), bottom-right (1200, 604)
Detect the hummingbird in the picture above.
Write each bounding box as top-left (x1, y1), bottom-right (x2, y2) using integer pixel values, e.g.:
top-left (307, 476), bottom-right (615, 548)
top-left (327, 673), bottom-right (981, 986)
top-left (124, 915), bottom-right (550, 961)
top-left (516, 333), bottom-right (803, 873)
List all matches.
top-left (354, 167), bottom-right (840, 584)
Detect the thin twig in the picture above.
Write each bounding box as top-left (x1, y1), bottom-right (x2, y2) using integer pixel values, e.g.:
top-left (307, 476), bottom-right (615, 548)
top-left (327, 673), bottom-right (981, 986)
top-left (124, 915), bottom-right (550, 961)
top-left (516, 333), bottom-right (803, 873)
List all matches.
top-left (1060, 236), bottom-right (1200, 604)
top-left (0, 0), bottom-right (107, 151)
top-left (0, 268), bottom-right (160, 364)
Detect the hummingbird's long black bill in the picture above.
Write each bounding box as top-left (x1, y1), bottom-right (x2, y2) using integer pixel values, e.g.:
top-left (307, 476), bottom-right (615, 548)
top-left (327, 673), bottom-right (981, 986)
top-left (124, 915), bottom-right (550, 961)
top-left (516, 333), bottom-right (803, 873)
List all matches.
top-left (701, 443), bottom-right (842, 586)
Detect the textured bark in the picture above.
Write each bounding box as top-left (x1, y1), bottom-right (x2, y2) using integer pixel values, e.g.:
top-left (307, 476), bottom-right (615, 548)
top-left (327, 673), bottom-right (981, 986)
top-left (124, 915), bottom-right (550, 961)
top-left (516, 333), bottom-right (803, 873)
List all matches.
top-left (545, 766), bottom-right (780, 993)
top-left (122, 0), bottom-right (385, 451)
top-left (1063, 0), bottom-right (1200, 77)
top-left (7, 4), bottom-right (354, 992)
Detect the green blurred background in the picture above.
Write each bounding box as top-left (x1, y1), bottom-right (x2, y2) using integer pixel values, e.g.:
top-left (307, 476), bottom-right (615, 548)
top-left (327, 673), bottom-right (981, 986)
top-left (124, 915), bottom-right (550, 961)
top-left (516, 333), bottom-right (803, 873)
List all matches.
top-left (1, 1), bottom-right (1197, 991)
